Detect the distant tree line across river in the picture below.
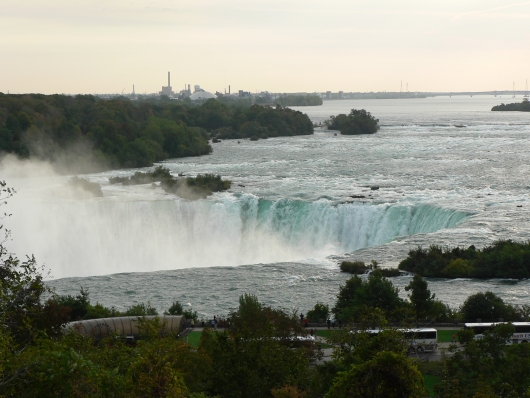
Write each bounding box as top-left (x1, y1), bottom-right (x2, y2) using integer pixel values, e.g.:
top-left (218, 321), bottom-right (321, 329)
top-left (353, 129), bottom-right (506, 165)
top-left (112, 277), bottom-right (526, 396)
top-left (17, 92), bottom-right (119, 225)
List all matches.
top-left (0, 94), bottom-right (313, 172)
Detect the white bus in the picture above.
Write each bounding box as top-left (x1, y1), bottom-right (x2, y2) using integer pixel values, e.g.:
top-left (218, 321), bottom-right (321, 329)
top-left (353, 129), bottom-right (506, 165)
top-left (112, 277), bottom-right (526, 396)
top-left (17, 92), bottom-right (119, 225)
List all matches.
top-left (464, 322), bottom-right (530, 344)
top-left (362, 328), bottom-right (438, 353)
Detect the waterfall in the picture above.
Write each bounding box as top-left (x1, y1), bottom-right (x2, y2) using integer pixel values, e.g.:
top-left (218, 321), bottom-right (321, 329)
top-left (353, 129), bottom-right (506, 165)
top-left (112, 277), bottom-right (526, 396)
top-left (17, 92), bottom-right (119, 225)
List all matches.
top-left (5, 193), bottom-right (467, 279)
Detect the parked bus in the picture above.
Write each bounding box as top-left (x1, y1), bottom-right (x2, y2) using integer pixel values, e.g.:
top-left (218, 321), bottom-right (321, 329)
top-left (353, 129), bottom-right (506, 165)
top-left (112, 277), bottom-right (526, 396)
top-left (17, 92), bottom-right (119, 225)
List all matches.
top-left (362, 328), bottom-right (438, 353)
top-left (464, 322), bottom-right (530, 344)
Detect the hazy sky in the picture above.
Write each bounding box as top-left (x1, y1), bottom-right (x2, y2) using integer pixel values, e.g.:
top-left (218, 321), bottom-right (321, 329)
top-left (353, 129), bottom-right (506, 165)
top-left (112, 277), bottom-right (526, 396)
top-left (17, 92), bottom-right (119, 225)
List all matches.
top-left (1, 0), bottom-right (529, 94)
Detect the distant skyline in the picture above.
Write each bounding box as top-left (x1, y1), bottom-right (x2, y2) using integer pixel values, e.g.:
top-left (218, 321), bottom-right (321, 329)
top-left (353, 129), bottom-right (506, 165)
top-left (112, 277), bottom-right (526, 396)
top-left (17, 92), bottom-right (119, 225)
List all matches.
top-left (1, 0), bottom-right (529, 95)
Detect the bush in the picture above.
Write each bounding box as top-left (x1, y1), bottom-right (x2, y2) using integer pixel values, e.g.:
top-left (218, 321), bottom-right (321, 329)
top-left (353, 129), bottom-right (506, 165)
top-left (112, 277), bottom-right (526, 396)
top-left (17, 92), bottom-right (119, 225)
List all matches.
top-left (164, 301), bottom-right (198, 322)
top-left (340, 261), bottom-right (369, 274)
top-left (307, 303), bottom-right (330, 322)
top-left (460, 291), bottom-right (518, 322)
top-left (125, 302), bottom-right (158, 316)
top-left (324, 109), bottom-right (379, 135)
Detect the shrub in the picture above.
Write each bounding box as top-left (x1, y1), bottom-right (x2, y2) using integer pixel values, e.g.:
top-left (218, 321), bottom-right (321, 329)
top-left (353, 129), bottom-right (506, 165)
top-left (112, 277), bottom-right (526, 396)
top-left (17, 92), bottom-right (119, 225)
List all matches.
top-left (307, 303), bottom-right (330, 322)
top-left (340, 261), bottom-right (369, 274)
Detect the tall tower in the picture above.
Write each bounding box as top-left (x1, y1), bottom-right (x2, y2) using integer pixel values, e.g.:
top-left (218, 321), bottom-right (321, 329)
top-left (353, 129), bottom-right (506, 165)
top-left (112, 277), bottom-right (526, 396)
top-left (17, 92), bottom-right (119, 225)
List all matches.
top-left (160, 72), bottom-right (173, 96)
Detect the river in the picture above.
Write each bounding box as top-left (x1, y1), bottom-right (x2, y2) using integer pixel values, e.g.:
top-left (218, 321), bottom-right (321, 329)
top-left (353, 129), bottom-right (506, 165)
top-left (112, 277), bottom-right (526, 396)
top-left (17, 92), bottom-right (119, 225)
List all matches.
top-left (5, 95), bottom-right (530, 317)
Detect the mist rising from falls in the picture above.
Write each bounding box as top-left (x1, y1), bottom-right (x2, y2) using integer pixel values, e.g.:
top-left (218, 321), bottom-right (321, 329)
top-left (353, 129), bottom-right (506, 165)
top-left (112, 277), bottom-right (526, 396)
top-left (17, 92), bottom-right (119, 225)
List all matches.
top-left (6, 192), bottom-right (467, 279)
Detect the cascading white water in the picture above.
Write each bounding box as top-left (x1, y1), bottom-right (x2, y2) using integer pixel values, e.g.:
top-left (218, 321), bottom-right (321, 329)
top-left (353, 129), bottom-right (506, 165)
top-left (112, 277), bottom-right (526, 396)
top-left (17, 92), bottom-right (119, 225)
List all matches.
top-left (6, 192), bottom-right (467, 279)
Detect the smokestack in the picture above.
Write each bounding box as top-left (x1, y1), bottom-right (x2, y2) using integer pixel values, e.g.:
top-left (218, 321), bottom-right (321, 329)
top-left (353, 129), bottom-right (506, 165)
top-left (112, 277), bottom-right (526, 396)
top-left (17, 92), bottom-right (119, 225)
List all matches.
top-left (168, 72), bottom-right (170, 87)
top-left (229, 85), bottom-right (230, 94)
top-left (188, 84), bottom-right (190, 92)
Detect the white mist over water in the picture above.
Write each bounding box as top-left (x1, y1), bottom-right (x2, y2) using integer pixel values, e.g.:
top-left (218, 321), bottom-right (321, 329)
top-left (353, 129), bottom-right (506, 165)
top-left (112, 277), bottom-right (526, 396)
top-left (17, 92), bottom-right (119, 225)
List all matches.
top-left (5, 185), bottom-right (466, 278)
top-left (4, 96), bottom-right (530, 315)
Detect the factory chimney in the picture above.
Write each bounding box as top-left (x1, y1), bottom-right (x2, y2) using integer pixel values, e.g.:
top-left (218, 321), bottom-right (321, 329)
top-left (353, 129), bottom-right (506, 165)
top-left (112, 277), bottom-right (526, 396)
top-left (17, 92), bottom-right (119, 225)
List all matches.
top-left (168, 72), bottom-right (170, 87)
top-left (229, 85), bottom-right (230, 94)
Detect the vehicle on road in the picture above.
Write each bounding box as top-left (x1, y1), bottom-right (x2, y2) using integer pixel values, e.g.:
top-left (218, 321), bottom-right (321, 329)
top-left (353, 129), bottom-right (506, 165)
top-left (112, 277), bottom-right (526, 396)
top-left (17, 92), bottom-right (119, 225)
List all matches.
top-left (464, 322), bottom-right (530, 344)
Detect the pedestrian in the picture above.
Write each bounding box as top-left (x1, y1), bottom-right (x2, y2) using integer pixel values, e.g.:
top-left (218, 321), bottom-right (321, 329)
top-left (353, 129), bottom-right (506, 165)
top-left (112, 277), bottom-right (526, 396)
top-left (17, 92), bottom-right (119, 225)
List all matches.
top-left (332, 319), bottom-right (336, 328)
top-left (452, 333), bottom-right (456, 343)
top-left (327, 319), bottom-right (331, 329)
top-left (304, 318), bottom-right (308, 328)
top-left (300, 313), bottom-right (304, 323)
top-left (191, 319), bottom-right (194, 329)
top-left (310, 328), bottom-right (314, 336)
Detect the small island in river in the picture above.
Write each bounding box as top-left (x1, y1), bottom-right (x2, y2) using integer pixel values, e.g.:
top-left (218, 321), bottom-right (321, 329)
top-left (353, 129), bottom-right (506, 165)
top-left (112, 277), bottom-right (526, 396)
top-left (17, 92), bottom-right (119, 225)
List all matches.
top-left (398, 240), bottom-right (530, 279)
top-left (324, 108), bottom-right (380, 135)
top-left (491, 98), bottom-right (530, 112)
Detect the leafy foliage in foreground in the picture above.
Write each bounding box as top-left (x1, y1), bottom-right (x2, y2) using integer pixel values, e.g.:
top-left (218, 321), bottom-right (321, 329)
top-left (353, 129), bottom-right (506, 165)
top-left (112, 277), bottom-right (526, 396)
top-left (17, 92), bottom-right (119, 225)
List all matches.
top-left (437, 323), bottom-right (530, 397)
top-left (398, 240), bottom-right (530, 279)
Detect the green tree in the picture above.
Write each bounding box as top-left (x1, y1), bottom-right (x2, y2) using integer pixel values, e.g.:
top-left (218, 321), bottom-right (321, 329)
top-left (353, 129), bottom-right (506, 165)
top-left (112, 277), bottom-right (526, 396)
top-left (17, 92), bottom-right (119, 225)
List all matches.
top-left (332, 271), bottom-right (404, 322)
top-left (437, 323), bottom-right (530, 397)
top-left (199, 294), bottom-right (316, 398)
top-left (405, 274), bottom-right (435, 320)
top-left (325, 351), bottom-right (426, 398)
top-left (460, 291), bottom-right (517, 322)
top-left (307, 303), bottom-right (330, 322)
top-left (325, 109), bottom-right (379, 135)
top-left (164, 300), bottom-right (198, 322)
top-left (125, 302), bottom-right (158, 316)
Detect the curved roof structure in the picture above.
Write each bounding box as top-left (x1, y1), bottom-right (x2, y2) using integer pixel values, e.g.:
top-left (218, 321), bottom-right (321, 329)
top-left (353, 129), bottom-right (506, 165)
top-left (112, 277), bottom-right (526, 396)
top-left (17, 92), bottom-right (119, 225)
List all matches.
top-left (189, 91), bottom-right (217, 101)
top-left (64, 315), bottom-right (186, 339)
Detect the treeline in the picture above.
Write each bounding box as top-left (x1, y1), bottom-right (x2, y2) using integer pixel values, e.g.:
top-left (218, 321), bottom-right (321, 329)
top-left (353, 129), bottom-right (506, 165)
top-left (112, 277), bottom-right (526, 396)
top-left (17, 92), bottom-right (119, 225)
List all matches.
top-left (398, 240), bottom-right (530, 278)
top-left (0, 94), bottom-right (313, 171)
top-left (324, 108), bottom-right (380, 135)
top-left (330, 271), bottom-right (529, 324)
top-left (491, 98), bottom-right (530, 112)
top-left (209, 103), bottom-right (313, 141)
top-left (275, 95), bottom-right (323, 107)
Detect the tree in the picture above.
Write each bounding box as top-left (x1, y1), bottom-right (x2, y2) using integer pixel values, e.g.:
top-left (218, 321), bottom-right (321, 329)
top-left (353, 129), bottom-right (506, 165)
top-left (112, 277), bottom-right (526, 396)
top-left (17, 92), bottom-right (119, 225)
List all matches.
top-left (199, 294), bottom-right (316, 398)
top-left (325, 351), bottom-right (427, 398)
top-left (307, 303), bottom-right (330, 322)
top-left (332, 271), bottom-right (404, 323)
top-left (164, 300), bottom-right (198, 322)
top-left (437, 323), bottom-right (530, 397)
top-left (324, 109), bottom-right (379, 135)
top-left (405, 274), bottom-right (435, 320)
top-left (460, 291), bottom-right (517, 322)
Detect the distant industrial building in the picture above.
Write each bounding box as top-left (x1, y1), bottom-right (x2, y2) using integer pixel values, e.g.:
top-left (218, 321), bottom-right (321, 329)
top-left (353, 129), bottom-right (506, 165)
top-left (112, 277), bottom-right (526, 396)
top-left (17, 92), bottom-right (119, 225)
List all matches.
top-left (160, 72), bottom-right (173, 96)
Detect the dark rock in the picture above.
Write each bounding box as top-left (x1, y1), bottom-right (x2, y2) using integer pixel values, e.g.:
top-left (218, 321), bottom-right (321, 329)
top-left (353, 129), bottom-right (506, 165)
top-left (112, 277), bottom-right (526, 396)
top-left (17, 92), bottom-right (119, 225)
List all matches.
top-left (350, 195), bottom-right (366, 199)
top-left (370, 186), bottom-right (379, 190)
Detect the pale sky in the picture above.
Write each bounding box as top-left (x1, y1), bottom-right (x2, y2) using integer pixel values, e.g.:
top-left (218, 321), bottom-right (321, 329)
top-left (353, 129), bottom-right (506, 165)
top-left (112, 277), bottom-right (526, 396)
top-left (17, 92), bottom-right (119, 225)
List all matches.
top-left (1, 0), bottom-right (529, 94)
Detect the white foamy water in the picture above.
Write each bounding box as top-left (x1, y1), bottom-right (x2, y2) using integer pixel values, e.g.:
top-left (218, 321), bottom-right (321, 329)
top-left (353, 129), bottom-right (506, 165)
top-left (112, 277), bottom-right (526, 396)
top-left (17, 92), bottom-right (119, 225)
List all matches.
top-left (4, 95), bottom-right (530, 316)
